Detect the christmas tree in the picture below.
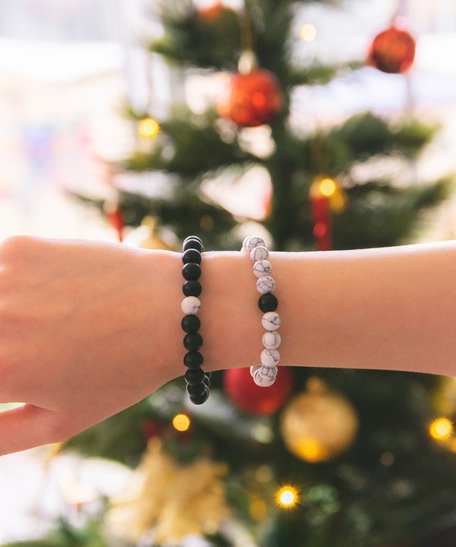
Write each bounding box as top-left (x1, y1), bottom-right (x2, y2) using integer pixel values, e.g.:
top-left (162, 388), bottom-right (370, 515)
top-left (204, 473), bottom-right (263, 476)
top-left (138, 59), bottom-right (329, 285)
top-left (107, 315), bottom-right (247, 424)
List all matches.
top-left (11, 1), bottom-right (456, 546)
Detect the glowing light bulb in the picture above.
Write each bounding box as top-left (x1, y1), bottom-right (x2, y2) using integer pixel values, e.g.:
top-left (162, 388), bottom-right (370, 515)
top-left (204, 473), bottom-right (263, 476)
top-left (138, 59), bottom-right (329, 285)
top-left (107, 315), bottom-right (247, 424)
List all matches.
top-left (429, 418), bottom-right (453, 440)
top-left (173, 413), bottom-right (191, 432)
top-left (139, 117), bottom-right (160, 138)
top-left (300, 24), bottom-right (317, 42)
top-left (319, 178), bottom-right (337, 197)
top-left (276, 486), bottom-right (298, 507)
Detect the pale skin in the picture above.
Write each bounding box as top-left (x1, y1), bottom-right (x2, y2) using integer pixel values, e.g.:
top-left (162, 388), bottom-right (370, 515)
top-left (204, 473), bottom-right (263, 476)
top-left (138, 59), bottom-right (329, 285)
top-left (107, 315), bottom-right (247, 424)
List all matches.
top-left (0, 235), bottom-right (454, 456)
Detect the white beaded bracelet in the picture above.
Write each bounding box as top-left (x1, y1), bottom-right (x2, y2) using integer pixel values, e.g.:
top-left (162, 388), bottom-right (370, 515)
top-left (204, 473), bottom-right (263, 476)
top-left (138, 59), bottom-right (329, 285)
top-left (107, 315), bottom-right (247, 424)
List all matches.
top-left (242, 236), bottom-right (281, 387)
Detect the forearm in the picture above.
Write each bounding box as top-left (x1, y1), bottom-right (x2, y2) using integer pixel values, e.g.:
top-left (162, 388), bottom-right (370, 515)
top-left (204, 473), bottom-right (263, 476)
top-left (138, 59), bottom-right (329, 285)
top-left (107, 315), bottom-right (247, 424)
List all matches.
top-left (170, 242), bottom-right (456, 377)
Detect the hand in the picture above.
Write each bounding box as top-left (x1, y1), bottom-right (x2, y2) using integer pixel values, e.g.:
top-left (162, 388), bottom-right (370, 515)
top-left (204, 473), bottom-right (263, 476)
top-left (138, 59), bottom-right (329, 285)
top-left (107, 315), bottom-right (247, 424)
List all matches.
top-left (0, 236), bottom-right (182, 455)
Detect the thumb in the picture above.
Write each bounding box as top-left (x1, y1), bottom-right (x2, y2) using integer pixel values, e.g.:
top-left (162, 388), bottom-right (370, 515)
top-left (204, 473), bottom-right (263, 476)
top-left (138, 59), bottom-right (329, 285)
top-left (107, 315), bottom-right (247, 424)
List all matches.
top-left (0, 404), bottom-right (66, 456)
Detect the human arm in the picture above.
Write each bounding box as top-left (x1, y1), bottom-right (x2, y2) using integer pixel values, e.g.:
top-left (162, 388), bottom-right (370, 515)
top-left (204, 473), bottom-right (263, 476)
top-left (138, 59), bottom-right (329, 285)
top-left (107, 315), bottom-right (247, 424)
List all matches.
top-left (0, 236), bottom-right (455, 455)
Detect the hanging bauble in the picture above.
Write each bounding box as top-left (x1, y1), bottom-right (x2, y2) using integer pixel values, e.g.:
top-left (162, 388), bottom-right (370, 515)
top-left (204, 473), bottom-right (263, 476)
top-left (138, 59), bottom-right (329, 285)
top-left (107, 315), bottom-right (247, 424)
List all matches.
top-left (198, 1), bottom-right (226, 21)
top-left (124, 216), bottom-right (175, 250)
top-left (367, 25), bottom-right (416, 74)
top-left (224, 366), bottom-right (293, 416)
top-left (104, 201), bottom-right (125, 242)
top-left (217, 68), bottom-right (283, 127)
top-left (280, 377), bottom-right (358, 463)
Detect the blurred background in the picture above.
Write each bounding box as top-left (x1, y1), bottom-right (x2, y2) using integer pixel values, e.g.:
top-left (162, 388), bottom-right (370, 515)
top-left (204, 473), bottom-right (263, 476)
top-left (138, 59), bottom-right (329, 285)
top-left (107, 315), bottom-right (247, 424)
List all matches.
top-left (1, 1), bottom-right (456, 546)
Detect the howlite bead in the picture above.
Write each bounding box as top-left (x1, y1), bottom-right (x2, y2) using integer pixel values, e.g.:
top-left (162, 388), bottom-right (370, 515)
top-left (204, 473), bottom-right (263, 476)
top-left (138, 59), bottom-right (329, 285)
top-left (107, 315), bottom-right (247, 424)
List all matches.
top-left (184, 332), bottom-right (203, 351)
top-left (181, 296), bottom-right (201, 315)
top-left (182, 280), bottom-right (202, 297)
top-left (182, 249), bottom-right (201, 265)
top-left (186, 382), bottom-right (207, 398)
top-left (190, 388), bottom-right (209, 405)
top-left (185, 368), bottom-right (205, 386)
top-left (182, 262), bottom-right (201, 280)
top-left (181, 314), bottom-right (201, 333)
top-left (262, 311), bottom-right (281, 331)
top-left (183, 239), bottom-right (204, 253)
top-left (184, 351), bottom-right (204, 369)
top-left (258, 293), bottom-right (278, 312)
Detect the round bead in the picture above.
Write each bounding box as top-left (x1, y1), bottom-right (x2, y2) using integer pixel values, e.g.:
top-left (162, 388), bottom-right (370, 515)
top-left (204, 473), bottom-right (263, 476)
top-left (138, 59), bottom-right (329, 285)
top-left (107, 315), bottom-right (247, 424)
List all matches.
top-left (181, 314), bottom-right (201, 333)
top-left (256, 276), bottom-right (276, 295)
top-left (184, 235), bottom-right (203, 245)
top-left (182, 263), bottom-right (201, 281)
top-left (258, 293), bottom-right (278, 313)
top-left (250, 246), bottom-right (269, 262)
top-left (184, 351), bottom-right (204, 369)
top-left (182, 280), bottom-right (202, 297)
top-left (190, 388), bottom-right (209, 405)
top-left (253, 368), bottom-right (276, 387)
top-left (250, 365), bottom-right (261, 377)
top-left (259, 364), bottom-right (278, 381)
top-left (262, 311), bottom-right (281, 331)
top-left (186, 382), bottom-right (207, 398)
top-left (253, 260), bottom-right (272, 278)
top-left (182, 249), bottom-right (201, 265)
top-left (261, 348), bottom-right (280, 367)
top-left (184, 332), bottom-right (203, 351)
top-left (183, 238), bottom-right (204, 252)
top-left (243, 236), bottom-right (265, 252)
top-left (185, 368), bottom-right (205, 386)
top-left (181, 296), bottom-right (201, 315)
top-left (262, 331), bottom-right (281, 349)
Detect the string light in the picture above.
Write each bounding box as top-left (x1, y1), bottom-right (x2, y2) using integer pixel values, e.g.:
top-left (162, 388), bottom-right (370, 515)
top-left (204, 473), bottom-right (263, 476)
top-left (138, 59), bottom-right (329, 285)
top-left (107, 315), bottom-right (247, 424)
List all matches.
top-left (319, 178), bottom-right (337, 198)
top-left (276, 486), bottom-right (298, 508)
top-left (172, 413), bottom-right (191, 432)
top-left (139, 117), bottom-right (160, 138)
top-left (429, 418), bottom-right (453, 440)
top-left (300, 24), bottom-right (317, 42)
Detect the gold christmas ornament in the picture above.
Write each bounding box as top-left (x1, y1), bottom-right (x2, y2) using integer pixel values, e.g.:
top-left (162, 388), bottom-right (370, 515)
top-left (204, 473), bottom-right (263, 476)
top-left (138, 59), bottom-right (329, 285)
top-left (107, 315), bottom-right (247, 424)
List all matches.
top-left (280, 378), bottom-right (358, 463)
top-left (108, 439), bottom-right (228, 543)
top-left (127, 216), bottom-right (175, 250)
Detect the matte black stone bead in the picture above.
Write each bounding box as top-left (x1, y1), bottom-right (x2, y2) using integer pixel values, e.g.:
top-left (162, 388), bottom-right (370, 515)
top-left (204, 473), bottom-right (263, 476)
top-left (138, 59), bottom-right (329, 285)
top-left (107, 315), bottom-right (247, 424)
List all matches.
top-left (181, 314), bottom-right (201, 334)
top-left (258, 293), bottom-right (279, 313)
top-left (183, 239), bottom-right (204, 253)
top-left (184, 235), bottom-right (203, 245)
top-left (182, 280), bottom-right (202, 297)
top-left (182, 263), bottom-right (201, 281)
top-left (182, 248), bottom-right (201, 265)
top-left (185, 368), bottom-right (205, 386)
top-left (190, 388), bottom-right (209, 405)
top-left (184, 332), bottom-right (203, 351)
top-left (183, 351), bottom-right (204, 369)
top-left (205, 371), bottom-right (212, 378)
top-left (186, 382), bottom-right (207, 398)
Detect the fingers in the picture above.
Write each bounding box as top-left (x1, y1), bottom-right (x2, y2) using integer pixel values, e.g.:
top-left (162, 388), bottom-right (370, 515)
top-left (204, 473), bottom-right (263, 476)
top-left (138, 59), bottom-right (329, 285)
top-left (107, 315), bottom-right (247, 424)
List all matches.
top-left (0, 404), bottom-right (67, 456)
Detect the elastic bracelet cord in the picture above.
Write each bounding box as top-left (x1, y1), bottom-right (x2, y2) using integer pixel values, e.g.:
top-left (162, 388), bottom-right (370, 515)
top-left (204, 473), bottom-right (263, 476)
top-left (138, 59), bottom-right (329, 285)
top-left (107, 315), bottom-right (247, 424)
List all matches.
top-left (181, 236), bottom-right (210, 405)
top-left (242, 236), bottom-right (281, 387)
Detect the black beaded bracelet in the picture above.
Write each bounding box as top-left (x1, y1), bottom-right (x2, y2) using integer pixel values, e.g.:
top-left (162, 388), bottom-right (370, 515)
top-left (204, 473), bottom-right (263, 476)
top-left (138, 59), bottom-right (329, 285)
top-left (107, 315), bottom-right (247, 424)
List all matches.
top-left (180, 236), bottom-right (210, 405)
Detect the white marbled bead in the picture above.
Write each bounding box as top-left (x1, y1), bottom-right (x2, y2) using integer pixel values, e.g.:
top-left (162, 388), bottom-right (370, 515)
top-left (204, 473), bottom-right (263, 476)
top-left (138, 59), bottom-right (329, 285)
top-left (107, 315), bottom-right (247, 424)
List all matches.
top-left (253, 260), bottom-right (272, 278)
top-left (262, 331), bottom-right (281, 349)
top-left (262, 311), bottom-right (281, 331)
top-left (243, 236), bottom-right (265, 252)
top-left (250, 246), bottom-right (269, 262)
top-left (250, 365), bottom-right (261, 377)
top-left (261, 348), bottom-right (280, 367)
top-left (256, 275), bottom-right (276, 294)
top-left (181, 296), bottom-right (201, 315)
top-left (253, 367), bottom-right (277, 387)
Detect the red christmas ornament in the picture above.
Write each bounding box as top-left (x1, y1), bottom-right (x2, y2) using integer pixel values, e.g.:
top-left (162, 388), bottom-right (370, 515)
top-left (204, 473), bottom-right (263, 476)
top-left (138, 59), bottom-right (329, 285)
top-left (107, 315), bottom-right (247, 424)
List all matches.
top-left (217, 69), bottom-right (283, 127)
top-left (105, 202), bottom-right (125, 242)
top-left (367, 25), bottom-right (416, 74)
top-left (198, 1), bottom-right (225, 20)
top-left (224, 366), bottom-right (293, 415)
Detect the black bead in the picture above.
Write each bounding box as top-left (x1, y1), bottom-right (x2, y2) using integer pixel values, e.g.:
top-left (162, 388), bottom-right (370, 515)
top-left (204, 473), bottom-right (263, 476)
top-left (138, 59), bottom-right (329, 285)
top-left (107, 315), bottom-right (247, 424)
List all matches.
top-left (181, 314), bottom-right (201, 333)
top-left (182, 263), bottom-right (201, 281)
top-left (182, 280), bottom-right (202, 297)
top-left (185, 368), bottom-right (205, 386)
top-left (186, 382), bottom-right (206, 398)
top-left (258, 293), bottom-right (278, 313)
top-left (182, 248), bottom-right (201, 265)
top-left (190, 388), bottom-right (209, 405)
top-left (184, 351), bottom-right (204, 369)
top-left (183, 239), bottom-right (204, 253)
top-left (204, 374), bottom-right (211, 387)
top-left (184, 332), bottom-right (203, 351)
top-left (184, 235), bottom-right (203, 245)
